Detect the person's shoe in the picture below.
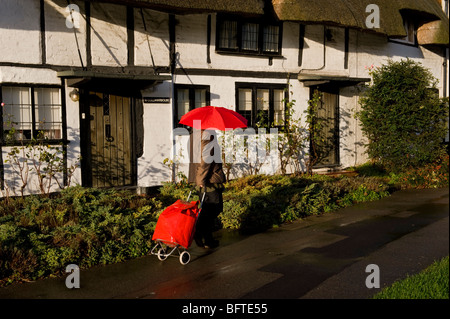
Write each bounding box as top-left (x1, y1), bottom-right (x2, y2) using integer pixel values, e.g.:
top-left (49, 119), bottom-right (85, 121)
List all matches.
top-left (194, 237), bottom-right (205, 248)
top-left (204, 239), bottom-right (219, 249)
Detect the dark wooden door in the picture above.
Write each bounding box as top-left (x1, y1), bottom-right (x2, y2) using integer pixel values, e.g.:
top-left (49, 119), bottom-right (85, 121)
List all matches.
top-left (311, 86), bottom-right (339, 167)
top-left (88, 92), bottom-right (133, 187)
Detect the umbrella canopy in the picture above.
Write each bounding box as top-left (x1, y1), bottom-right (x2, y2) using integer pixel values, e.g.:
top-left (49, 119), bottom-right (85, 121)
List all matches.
top-left (179, 106), bottom-right (248, 131)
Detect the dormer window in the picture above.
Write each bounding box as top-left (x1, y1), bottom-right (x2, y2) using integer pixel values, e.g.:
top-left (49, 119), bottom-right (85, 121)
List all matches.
top-left (216, 15), bottom-right (282, 56)
top-left (390, 17), bottom-right (417, 45)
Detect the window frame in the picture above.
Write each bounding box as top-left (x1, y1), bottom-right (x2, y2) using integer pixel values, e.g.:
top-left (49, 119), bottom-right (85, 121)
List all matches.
top-left (174, 84), bottom-right (211, 128)
top-left (0, 84), bottom-right (66, 146)
top-left (216, 14), bottom-right (283, 57)
top-left (235, 82), bottom-right (288, 130)
top-left (389, 17), bottom-right (417, 46)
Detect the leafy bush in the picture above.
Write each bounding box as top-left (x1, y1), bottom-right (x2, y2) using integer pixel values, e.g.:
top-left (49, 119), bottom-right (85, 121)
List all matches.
top-left (0, 186), bottom-right (162, 286)
top-left (219, 174), bottom-right (392, 234)
top-left (221, 174), bottom-right (307, 233)
top-left (389, 155), bottom-right (449, 189)
top-left (358, 59), bottom-right (449, 171)
top-left (1, 163), bottom-right (443, 286)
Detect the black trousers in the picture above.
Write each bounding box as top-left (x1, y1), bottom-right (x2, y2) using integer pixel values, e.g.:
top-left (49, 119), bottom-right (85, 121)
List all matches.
top-left (195, 189), bottom-right (223, 243)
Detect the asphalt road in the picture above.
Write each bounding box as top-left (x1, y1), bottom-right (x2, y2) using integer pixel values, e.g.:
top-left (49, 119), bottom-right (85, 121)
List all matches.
top-left (0, 188), bottom-right (448, 315)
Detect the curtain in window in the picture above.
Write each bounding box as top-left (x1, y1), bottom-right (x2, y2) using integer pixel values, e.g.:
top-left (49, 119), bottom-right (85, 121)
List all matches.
top-left (34, 88), bottom-right (62, 139)
top-left (263, 25), bottom-right (279, 52)
top-left (2, 86), bottom-right (32, 140)
top-left (256, 89), bottom-right (269, 126)
top-left (238, 89), bottom-right (252, 111)
top-left (238, 88), bottom-right (252, 126)
top-left (194, 89), bottom-right (206, 108)
top-left (242, 23), bottom-right (259, 51)
top-left (219, 20), bottom-right (238, 49)
top-left (177, 89), bottom-right (190, 121)
top-left (273, 89), bottom-right (285, 125)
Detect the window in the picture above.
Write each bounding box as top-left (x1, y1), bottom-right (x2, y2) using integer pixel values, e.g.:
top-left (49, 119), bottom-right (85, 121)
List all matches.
top-left (217, 15), bottom-right (282, 55)
top-left (34, 88), bottom-right (62, 139)
top-left (390, 17), bottom-right (416, 45)
top-left (1, 86), bottom-right (63, 141)
top-left (174, 85), bottom-right (210, 126)
top-left (236, 83), bottom-right (288, 129)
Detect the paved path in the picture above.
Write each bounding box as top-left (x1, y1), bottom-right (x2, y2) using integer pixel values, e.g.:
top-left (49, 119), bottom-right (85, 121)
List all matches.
top-left (0, 188), bottom-right (448, 312)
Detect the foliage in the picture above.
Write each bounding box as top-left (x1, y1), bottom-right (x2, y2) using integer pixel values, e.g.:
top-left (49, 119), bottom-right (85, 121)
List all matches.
top-left (388, 155), bottom-right (449, 189)
top-left (162, 143), bottom-right (187, 184)
top-left (304, 89), bottom-right (333, 174)
top-left (0, 186), bottom-right (161, 286)
top-left (276, 92), bottom-right (308, 175)
top-left (357, 59), bottom-right (449, 171)
top-left (2, 127), bottom-right (79, 198)
top-left (219, 174), bottom-right (392, 234)
top-left (0, 157), bottom-right (447, 286)
top-left (373, 256), bottom-right (449, 299)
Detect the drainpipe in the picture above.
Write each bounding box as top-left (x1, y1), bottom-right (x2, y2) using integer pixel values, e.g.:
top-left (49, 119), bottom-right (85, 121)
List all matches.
top-left (169, 14), bottom-right (177, 182)
top-left (444, 0), bottom-right (449, 144)
top-left (443, 0), bottom-right (448, 99)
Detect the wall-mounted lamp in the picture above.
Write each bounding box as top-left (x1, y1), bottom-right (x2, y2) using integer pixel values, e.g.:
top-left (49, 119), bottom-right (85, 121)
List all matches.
top-left (69, 88), bottom-right (80, 102)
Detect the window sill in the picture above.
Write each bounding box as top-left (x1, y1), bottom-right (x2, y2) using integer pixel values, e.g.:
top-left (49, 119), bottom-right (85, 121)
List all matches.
top-left (1, 139), bottom-right (70, 147)
top-left (215, 50), bottom-right (283, 59)
top-left (388, 38), bottom-right (418, 47)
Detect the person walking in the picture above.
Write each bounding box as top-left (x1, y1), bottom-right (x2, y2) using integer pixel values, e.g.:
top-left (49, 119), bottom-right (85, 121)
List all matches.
top-left (180, 106), bottom-right (247, 249)
top-left (188, 129), bottom-right (225, 249)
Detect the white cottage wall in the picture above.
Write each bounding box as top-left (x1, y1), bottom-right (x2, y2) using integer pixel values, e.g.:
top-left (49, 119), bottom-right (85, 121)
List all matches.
top-left (0, 0), bottom-right (447, 192)
top-left (45, 0), bottom-right (87, 67)
top-left (64, 86), bottom-right (82, 186)
top-left (138, 82), bottom-right (173, 187)
top-left (0, 66), bottom-right (60, 85)
top-left (134, 8), bottom-right (170, 67)
top-left (0, 0), bottom-right (41, 64)
top-left (90, 2), bottom-right (128, 67)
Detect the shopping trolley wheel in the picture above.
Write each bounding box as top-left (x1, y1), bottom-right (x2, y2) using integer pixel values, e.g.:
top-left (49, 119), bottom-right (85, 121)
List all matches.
top-left (179, 251), bottom-right (190, 265)
top-left (157, 248), bottom-right (167, 261)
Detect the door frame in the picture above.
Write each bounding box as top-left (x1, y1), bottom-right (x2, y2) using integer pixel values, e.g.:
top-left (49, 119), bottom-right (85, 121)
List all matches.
top-left (79, 89), bottom-right (138, 188)
top-left (309, 84), bottom-right (340, 168)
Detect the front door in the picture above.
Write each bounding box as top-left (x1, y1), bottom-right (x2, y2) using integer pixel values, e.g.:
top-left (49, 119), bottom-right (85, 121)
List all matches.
top-left (86, 92), bottom-right (134, 187)
top-left (310, 85), bottom-right (339, 167)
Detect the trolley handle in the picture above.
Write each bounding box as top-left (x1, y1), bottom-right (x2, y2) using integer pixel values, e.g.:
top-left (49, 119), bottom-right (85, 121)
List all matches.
top-left (186, 191), bottom-right (207, 209)
top-left (199, 192), bottom-right (206, 210)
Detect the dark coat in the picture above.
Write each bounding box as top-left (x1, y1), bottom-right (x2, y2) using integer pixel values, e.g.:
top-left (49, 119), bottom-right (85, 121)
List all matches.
top-left (188, 130), bottom-right (226, 188)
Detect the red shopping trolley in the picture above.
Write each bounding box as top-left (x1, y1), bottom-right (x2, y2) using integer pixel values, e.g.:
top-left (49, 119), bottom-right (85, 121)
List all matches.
top-left (151, 192), bottom-right (205, 265)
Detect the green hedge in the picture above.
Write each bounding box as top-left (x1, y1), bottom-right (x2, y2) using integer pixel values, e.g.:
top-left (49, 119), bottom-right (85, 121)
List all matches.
top-left (0, 187), bottom-right (163, 286)
top-left (220, 174), bottom-right (392, 234)
top-left (0, 172), bottom-right (412, 287)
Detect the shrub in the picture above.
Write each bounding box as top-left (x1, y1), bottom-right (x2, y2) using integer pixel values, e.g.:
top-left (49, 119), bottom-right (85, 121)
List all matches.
top-left (358, 59), bottom-right (449, 171)
top-left (390, 155), bottom-right (449, 189)
top-left (0, 168), bottom-right (432, 286)
top-left (0, 187), bottom-right (162, 286)
top-left (218, 174), bottom-right (392, 234)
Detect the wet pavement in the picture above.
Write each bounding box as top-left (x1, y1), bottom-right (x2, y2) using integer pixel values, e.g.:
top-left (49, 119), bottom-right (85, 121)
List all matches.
top-left (0, 188), bottom-right (448, 307)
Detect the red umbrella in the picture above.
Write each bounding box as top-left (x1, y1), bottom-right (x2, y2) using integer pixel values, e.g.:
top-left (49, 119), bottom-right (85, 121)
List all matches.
top-left (179, 106), bottom-right (247, 131)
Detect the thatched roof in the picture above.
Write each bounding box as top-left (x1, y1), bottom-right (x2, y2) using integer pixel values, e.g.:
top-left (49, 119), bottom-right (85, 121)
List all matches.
top-left (86, 0), bottom-right (265, 15)
top-left (88, 0), bottom-right (448, 45)
top-left (272, 0), bottom-right (448, 45)
top-left (417, 18), bottom-right (449, 46)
